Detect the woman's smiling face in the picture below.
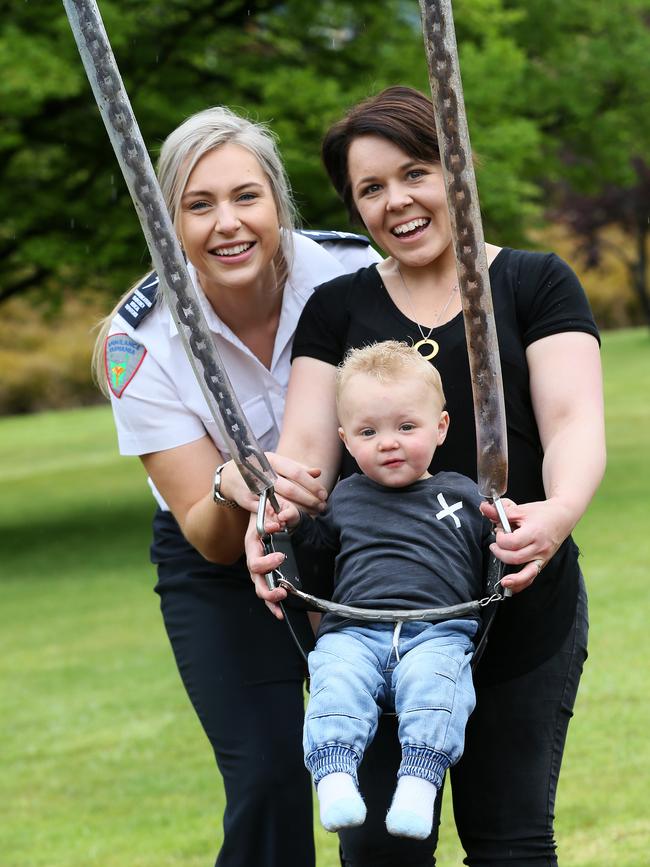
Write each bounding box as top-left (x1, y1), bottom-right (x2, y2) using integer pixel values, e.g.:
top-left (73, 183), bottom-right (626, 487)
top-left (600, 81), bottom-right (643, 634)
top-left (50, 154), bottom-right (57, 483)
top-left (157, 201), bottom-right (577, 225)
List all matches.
top-left (347, 134), bottom-right (452, 269)
top-left (179, 143), bottom-right (281, 297)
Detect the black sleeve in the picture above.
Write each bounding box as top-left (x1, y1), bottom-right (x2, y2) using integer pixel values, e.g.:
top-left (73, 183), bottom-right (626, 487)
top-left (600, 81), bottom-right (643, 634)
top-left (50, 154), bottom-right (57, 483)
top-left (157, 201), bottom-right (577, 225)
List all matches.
top-left (291, 274), bottom-right (353, 366)
top-left (291, 507), bottom-right (340, 553)
top-left (515, 252), bottom-right (600, 347)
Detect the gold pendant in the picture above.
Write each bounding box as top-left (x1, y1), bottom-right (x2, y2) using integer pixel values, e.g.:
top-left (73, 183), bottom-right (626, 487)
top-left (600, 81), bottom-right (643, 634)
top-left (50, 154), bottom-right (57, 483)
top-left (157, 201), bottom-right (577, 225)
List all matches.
top-left (413, 337), bottom-right (439, 360)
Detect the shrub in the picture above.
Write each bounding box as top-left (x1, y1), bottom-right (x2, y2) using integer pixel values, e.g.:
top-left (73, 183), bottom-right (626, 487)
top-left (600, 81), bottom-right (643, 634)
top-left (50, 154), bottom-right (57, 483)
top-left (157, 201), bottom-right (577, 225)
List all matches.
top-left (0, 295), bottom-right (105, 415)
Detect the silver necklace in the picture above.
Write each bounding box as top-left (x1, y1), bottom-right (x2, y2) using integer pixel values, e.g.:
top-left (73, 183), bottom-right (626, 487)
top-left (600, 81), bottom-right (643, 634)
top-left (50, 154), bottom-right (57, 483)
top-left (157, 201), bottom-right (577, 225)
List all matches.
top-left (396, 265), bottom-right (458, 360)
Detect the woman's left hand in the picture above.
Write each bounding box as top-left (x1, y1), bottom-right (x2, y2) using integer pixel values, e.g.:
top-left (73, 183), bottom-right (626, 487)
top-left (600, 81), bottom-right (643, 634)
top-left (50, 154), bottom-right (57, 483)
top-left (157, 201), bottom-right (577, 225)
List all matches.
top-left (480, 497), bottom-right (574, 593)
top-left (245, 513), bottom-right (289, 619)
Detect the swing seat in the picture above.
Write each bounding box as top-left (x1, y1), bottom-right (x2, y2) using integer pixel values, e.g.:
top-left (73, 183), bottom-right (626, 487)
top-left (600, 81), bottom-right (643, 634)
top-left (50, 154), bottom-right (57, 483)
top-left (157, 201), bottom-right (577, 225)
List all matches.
top-left (264, 529), bottom-right (506, 671)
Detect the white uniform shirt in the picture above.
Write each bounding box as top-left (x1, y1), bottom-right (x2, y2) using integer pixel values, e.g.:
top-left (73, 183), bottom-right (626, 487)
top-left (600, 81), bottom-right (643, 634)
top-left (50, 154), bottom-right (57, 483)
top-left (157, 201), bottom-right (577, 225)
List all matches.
top-left (108, 232), bottom-right (381, 508)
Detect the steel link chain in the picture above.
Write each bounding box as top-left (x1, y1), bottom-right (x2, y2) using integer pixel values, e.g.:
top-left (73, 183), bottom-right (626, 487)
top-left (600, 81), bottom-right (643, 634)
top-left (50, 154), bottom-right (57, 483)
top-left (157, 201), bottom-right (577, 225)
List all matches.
top-left (73, 1), bottom-right (267, 482)
top-left (421, 1), bottom-right (508, 494)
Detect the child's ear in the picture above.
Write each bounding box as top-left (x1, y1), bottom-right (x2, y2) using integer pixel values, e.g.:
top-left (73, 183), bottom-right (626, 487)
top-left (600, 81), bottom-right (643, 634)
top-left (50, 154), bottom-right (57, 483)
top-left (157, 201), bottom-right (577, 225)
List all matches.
top-left (338, 426), bottom-right (347, 447)
top-left (437, 410), bottom-right (450, 445)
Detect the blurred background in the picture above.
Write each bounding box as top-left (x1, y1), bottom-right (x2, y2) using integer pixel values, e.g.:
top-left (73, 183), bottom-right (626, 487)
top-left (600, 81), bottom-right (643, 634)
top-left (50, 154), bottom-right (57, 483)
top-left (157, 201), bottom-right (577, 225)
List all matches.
top-left (1, 0), bottom-right (649, 413)
top-left (1, 2), bottom-right (648, 865)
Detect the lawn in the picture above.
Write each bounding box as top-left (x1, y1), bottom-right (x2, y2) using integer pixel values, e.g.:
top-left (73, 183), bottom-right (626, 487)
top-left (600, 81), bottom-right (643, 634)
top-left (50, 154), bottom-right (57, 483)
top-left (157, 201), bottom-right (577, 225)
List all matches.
top-left (1, 328), bottom-right (648, 866)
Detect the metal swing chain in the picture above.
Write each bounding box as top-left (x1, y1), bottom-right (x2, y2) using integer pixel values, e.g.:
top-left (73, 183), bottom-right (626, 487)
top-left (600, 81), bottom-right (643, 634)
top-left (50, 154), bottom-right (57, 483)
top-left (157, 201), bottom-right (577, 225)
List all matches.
top-left (65, 0), bottom-right (276, 496)
top-left (420, 1), bottom-right (514, 602)
top-left (420, 0), bottom-right (508, 500)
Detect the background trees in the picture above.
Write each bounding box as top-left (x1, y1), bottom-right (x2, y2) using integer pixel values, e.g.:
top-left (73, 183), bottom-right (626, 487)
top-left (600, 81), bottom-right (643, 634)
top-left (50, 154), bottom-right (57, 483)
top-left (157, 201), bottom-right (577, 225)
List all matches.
top-left (501, 0), bottom-right (650, 324)
top-left (1, 0), bottom-right (432, 306)
top-left (0, 0), bottom-right (648, 389)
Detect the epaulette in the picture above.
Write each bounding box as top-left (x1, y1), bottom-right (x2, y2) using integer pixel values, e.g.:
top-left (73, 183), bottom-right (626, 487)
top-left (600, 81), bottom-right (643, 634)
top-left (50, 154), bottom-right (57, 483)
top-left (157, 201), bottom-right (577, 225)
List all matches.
top-left (117, 272), bottom-right (159, 328)
top-left (115, 232), bottom-right (369, 328)
top-left (298, 229), bottom-right (372, 246)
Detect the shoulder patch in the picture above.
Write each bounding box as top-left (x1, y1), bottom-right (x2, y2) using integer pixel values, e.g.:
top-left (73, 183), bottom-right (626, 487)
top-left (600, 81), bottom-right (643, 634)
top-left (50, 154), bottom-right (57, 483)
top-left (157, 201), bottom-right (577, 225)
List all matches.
top-left (298, 229), bottom-right (371, 246)
top-left (105, 333), bottom-right (147, 398)
top-left (117, 272), bottom-right (159, 328)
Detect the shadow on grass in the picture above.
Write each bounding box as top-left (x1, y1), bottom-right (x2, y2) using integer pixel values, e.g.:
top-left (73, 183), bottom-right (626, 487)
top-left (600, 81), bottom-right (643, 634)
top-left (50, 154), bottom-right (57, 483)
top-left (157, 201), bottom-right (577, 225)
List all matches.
top-left (2, 499), bottom-right (156, 580)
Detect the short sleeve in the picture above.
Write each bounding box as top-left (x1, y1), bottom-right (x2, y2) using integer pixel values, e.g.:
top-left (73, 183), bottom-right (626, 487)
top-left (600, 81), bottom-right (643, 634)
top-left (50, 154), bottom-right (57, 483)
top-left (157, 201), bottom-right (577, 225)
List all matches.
top-left (515, 252), bottom-right (600, 347)
top-left (291, 276), bottom-right (353, 367)
top-left (109, 344), bottom-right (206, 456)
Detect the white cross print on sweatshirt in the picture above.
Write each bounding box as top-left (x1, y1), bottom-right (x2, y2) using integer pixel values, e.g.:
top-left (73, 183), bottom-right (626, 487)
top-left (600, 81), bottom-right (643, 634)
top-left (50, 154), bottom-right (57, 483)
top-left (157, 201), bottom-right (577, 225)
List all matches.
top-left (435, 492), bottom-right (464, 528)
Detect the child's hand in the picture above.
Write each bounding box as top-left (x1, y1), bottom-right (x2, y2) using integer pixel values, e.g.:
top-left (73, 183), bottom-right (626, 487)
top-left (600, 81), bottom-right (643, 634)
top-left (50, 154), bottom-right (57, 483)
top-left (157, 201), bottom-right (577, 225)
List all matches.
top-left (263, 497), bottom-right (301, 534)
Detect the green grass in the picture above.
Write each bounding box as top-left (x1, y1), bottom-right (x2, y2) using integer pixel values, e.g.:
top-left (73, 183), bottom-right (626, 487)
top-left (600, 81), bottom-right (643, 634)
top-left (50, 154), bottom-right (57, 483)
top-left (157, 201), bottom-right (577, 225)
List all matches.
top-left (1, 329), bottom-right (649, 866)
top-left (551, 328), bottom-right (650, 867)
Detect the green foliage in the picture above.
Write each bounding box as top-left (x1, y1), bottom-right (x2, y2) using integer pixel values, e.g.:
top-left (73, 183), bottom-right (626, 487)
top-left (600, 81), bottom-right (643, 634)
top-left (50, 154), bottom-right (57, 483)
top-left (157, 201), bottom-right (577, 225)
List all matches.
top-left (1, 329), bottom-right (648, 865)
top-left (0, 295), bottom-right (103, 414)
top-left (0, 1), bottom-right (542, 304)
top-left (1, 1), bottom-right (648, 311)
top-left (0, 0), bottom-right (432, 304)
top-left (503, 0), bottom-right (650, 190)
top-left (501, 0), bottom-right (650, 322)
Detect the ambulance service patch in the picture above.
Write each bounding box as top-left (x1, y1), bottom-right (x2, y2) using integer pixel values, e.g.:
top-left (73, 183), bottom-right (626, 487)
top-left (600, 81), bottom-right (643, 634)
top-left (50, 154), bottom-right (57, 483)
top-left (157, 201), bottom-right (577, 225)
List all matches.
top-left (105, 333), bottom-right (146, 398)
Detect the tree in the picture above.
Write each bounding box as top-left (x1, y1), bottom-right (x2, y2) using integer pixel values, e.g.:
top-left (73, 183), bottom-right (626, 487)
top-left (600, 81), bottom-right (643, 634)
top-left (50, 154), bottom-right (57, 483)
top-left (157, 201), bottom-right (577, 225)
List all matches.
top-left (0, 0), bottom-right (546, 308)
top-left (502, 0), bottom-right (650, 324)
top-left (551, 160), bottom-right (650, 325)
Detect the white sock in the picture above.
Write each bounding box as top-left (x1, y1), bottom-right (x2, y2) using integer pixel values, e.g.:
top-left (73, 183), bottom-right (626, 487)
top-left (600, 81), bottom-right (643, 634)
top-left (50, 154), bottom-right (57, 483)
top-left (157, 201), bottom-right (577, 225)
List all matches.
top-left (385, 775), bottom-right (437, 840)
top-left (317, 772), bottom-right (366, 832)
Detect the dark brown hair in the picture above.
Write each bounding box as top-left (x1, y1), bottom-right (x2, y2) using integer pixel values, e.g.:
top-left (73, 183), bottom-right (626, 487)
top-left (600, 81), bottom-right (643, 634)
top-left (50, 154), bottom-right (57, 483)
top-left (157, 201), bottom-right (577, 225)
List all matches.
top-left (322, 86), bottom-right (441, 224)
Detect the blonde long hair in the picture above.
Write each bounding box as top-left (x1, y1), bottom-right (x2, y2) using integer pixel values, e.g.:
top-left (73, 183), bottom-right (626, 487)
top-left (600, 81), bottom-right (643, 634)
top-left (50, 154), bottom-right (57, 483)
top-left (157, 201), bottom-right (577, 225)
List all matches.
top-left (92, 106), bottom-right (297, 394)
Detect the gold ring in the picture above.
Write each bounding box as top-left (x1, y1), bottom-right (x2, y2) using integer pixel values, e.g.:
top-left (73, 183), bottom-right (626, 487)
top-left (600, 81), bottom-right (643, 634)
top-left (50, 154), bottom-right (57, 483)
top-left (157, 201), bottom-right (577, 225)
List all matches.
top-left (534, 559), bottom-right (544, 577)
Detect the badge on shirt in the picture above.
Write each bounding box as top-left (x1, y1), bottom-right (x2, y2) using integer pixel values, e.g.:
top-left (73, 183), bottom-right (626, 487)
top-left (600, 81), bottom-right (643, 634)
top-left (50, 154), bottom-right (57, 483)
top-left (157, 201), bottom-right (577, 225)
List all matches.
top-left (105, 333), bottom-right (147, 398)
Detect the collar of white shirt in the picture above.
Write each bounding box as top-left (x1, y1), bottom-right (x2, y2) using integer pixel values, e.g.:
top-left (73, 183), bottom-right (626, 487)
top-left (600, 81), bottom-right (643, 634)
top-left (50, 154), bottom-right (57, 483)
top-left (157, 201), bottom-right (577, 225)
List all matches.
top-left (164, 231), bottom-right (349, 367)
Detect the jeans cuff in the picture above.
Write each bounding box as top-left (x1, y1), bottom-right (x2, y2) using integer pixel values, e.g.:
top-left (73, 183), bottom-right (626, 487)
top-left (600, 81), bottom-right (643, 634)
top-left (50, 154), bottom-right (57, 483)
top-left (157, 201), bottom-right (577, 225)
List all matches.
top-left (398, 745), bottom-right (450, 788)
top-left (306, 745), bottom-right (360, 785)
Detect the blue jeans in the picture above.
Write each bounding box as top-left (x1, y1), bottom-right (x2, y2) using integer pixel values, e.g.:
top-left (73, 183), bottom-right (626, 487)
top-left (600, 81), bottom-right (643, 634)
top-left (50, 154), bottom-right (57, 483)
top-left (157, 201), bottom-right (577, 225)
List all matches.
top-left (304, 619), bottom-right (478, 790)
top-left (338, 575), bottom-right (589, 866)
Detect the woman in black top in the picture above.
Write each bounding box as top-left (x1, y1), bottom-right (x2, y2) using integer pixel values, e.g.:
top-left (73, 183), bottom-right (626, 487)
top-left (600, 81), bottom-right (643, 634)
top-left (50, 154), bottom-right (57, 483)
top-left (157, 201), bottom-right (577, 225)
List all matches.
top-left (248, 87), bottom-right (605, 866)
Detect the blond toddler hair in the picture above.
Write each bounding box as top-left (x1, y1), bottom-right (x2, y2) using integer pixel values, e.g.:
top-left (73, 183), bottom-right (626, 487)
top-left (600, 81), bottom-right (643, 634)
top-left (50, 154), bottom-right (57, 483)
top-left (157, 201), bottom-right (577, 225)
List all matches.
top-left (335, 341), bottom-right (446, 409)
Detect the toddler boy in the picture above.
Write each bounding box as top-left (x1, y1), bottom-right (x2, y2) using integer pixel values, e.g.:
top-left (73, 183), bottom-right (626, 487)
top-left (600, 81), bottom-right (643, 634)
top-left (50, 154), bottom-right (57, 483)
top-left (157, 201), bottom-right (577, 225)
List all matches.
top-left (266, 341), bottom-right (494, 840)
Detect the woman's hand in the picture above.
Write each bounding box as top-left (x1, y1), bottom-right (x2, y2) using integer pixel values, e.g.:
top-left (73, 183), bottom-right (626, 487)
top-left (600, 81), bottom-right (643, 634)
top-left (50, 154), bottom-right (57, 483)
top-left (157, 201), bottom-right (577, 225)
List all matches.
top-left (244, 513), bottom-right (289, 619)
top-left (480, 497), bottom-right (574, 594)
top-left (219, 452), bottom-right (328, 515)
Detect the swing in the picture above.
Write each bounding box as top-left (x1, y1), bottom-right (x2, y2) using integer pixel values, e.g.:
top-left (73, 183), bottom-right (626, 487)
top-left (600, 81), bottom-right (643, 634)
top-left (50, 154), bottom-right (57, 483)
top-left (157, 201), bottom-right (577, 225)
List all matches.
top-left (251, 0), bottom-right (517, 672)
top-left (257, 490), bottom-right (508, 671)
top-left (66, 0), bottom-right (512, 673)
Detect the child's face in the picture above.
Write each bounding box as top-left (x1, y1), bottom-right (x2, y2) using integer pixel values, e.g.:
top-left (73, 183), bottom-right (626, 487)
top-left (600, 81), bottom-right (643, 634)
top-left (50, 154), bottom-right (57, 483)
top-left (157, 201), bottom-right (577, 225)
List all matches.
top-left (337, 372), bottom-right (449, 488)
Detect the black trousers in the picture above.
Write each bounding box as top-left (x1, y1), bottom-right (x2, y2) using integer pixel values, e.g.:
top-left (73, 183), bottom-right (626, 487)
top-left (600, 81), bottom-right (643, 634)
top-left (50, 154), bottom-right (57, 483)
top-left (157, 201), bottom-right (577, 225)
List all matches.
top-left (151, 510), bottom-right (314, 867)
top-left (339, 576), bottom-right (589, 866)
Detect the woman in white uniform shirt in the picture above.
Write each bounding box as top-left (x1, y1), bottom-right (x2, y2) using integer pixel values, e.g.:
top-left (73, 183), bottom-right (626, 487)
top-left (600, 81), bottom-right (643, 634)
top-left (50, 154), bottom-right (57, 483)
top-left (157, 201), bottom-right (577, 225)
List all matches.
top-left (93, 105), bottom-right (380, 867)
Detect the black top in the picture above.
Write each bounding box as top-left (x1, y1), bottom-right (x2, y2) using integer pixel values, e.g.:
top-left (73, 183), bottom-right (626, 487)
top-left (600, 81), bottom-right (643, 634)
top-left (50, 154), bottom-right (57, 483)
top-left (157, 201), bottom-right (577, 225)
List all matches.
top-left (293, 472), bottom-right (493, 638)
top-left (292, 248), bottom-right (600, 682)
